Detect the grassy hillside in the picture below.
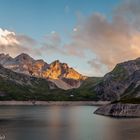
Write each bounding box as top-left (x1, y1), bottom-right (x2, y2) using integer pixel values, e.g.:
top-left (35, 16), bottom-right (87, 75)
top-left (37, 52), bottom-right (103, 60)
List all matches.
top-left (0, 65), bottom-right (101, 101)
top-left (65, 77), bottom-right (102, 101)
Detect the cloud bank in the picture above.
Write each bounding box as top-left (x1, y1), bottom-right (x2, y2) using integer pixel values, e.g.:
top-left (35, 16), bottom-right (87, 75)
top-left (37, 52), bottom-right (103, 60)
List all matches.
top-left (0, 28), bottom-right (39, 57)
top-left (63, 0), bottom-right (140, 75)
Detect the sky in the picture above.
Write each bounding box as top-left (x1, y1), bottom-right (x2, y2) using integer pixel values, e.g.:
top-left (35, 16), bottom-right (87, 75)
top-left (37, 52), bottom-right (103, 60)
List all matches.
top-left (0, 0), bottom-right (140, 76)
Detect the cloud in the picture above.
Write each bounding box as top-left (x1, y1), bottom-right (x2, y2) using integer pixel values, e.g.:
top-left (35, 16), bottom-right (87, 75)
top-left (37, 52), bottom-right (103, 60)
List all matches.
top-left (16, 34), bottom-right (37, 46)
top-left (0, 28), bottom-right (39, 57)
top-left (61, 0), bottom-right (140, 75)
top-left (41, 31), bottom-right (85, 57)
top-left (41, 32), bottom-right (66, 55)
top-left (88, 58), bottom-right (108, 76)
top-left (0, 28), bottom-right (19, 46)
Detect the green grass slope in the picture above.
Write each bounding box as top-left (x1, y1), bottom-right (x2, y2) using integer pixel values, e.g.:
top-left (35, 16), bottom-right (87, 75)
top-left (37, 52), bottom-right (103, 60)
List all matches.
top-left (0, 65), bottom-right (101, 101)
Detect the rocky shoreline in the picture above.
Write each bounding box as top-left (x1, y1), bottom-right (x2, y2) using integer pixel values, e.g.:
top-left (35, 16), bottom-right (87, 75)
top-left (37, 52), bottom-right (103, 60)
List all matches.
top-left (94, 103), bottom-right (140, 118)
top-left (0, 101), bottom-right (109, 106)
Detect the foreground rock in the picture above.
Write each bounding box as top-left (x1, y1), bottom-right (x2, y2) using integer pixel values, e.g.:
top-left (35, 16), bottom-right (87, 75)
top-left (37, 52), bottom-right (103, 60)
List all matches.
top-left (94, 103), bottom-right (140, 117)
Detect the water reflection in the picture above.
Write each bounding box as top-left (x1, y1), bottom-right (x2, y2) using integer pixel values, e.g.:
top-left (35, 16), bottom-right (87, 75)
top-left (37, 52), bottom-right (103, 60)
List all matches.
top-left (0, 106), bottom-right (140, 140)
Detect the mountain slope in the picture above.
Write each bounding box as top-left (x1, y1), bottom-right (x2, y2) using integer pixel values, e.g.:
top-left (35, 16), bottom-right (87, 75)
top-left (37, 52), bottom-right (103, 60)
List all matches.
top-left (94, 58), bottom-right (140, 101)
top-left (0, 64), bottom-right (58, 100)
top-left (57, 77), bottom-right (103, 101)
top-left (118, 70), bottom-right (140, 103)
top-left (94, 59), bottom-right (140, 117)
top-left (0, 53), bottom-right (86, 90)
top-left (0, 64), bottom-right (101, 101)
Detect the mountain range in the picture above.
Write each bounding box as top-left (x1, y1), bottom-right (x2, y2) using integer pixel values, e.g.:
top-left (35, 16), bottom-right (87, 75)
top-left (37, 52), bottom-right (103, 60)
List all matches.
top-left (0, 53), bottom-right (86, 90)
top-left (0, 53), bottom-right (140, 104)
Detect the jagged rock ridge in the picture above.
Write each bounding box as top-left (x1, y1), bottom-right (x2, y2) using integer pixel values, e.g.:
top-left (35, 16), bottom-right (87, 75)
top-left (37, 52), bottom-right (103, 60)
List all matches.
top-left (0, 53), bottom-right (87, 90)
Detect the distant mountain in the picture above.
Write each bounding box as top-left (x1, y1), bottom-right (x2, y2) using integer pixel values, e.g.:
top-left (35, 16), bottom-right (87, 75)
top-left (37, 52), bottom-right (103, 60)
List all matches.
top-left (0, 53), bottom-right (86, 90)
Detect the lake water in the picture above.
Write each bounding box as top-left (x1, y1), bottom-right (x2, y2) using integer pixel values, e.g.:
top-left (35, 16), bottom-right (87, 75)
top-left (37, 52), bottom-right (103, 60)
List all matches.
top-left (0, 105), bottom-right (140, 140)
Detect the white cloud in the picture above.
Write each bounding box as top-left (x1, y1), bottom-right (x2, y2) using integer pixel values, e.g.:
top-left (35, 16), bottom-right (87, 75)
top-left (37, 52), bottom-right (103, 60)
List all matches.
top-left (0, 28), bottom-right (39, 57)
top-left (0, 28), bottom-right (19, 46)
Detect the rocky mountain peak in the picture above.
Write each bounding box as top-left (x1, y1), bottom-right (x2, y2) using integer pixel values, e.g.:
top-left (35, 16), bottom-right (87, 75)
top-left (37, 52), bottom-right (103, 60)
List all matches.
top-left (0, 53), bottom-right (86, 89)
top-left (0, 53), bottom-right (13, 65)
top-left (51, 60), bottom-right (60, 64)
top-left (0, 53), bottom-right (11, 58)
top-left (14, 53), bottom-right (34, 64)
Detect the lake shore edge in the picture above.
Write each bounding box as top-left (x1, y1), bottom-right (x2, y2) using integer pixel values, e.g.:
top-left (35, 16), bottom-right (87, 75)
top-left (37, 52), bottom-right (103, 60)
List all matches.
top-left (0, 101), bottom-right (110, 106)
top-left (94, 103), bottom-right (140, 118)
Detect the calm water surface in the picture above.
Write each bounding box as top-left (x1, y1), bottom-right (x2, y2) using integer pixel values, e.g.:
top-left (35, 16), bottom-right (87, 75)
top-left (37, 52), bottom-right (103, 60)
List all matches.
top-left (0, 105), bottom-right (140, 140)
